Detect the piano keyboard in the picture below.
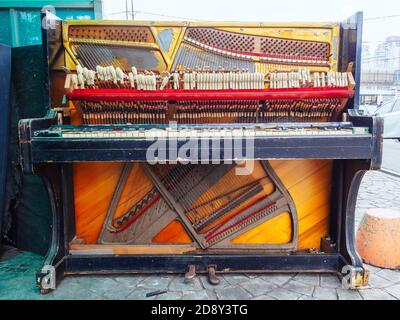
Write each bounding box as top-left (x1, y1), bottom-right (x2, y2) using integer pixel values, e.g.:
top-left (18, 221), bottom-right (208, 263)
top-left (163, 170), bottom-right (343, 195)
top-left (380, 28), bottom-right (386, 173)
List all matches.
top-left (37, 126), bottom-right (369, 139)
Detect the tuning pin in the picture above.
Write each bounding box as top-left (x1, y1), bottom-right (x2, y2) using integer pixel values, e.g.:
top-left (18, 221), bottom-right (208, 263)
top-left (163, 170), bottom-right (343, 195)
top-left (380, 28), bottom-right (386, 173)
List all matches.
top-left (300, 68), bottom-right (306, 86)
top-left (136, 74), bottom-right (142, 90)
top-left (183, 73), bottom-right (188, 90)
top-left (332, 72), bottom-right (337, 87)
top-left (102, 67), bottom-right (108, 81)
top-left (115, 67), bottom-right (125, 85)
top-left (141, 74), bottom-right (146, 90)
top-left (144, 75), bottom-right (149, 90)
top-left (160, 73), bottom-right (170, 90)
top-left (89, 70), bottom-right (96, 86)
top-left (148, 74), bottom-right (152, 90)
top-left (107, 66), bottom-right (116, 85)
top-left (321, 72), bottom-right (326, 87)
top-left (82, 67), bottom-right (89, 80)
top-left (284, 73), bottom-right (288, 88)
top-left (104, 66), bottom-right (110, 81)
top-left (197, 72), bottom-right (202, 90)
top-left (326, 71), bottom-right (331, 87)
top-left (76, 64), bottom-right (83, 75)
top-left (269, 73), bottom-right (274, 89)
top-left (173, 72), bottom-right (180, 90)
top-left (218, 72), bottom-right (223, 90)
top-left (95, 65), bottom-right (102, 80)
top-left (77, 73), bottom-right (85, 89)
top-left (210, 72), bottom-right (214, 90)
top-left (100, 66), bottom-right (106, 81)
top-left (128, 72), bottom-right (135, 88)
top-left (288, 72), bottom-right (292, 88)
top-left (292, 72), bottom-right (296, 88)
top-left (189, 71), bottom-right (194, 90)
top-left (193, 72), bottom-right (198, 90)
top-left (71, 74), bottom-right (78, 89)
top-left (151, 73), bottom-right (156, 90)
top-left (343, 72), bottom-right (348, 87)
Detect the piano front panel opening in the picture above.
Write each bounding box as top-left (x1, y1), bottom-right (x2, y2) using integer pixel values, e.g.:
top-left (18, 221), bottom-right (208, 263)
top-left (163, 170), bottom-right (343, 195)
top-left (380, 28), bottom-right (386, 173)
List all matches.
top-left (69, 159), bottom-right (333, 255)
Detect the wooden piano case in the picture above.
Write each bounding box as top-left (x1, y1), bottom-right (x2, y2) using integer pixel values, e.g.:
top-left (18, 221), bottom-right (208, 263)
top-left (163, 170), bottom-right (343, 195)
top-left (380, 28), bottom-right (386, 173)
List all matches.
top-left (18, 12), bottom-right (383, 293)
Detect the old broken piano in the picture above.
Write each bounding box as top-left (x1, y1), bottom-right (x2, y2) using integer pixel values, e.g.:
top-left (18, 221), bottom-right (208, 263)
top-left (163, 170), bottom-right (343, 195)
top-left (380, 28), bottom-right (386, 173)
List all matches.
top-left (19, 12), bottom-right (382, 293)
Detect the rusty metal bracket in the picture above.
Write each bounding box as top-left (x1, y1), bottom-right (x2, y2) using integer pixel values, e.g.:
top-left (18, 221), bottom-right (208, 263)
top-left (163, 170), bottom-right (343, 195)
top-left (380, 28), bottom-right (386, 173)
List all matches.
top-left (184, 264), bottom-right (197, 282)
top-left (207, 265), bottom-right (220, 285)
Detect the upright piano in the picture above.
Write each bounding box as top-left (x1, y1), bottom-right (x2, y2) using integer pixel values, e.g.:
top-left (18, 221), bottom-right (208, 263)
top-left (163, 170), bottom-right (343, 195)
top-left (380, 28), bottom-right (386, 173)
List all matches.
top-left (19, 12), bottom-right (383, 293)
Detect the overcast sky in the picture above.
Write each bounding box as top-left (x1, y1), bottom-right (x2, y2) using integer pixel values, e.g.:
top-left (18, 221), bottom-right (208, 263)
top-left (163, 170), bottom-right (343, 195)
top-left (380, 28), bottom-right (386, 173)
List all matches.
top-left (101, 0), bottom-right (400, 49)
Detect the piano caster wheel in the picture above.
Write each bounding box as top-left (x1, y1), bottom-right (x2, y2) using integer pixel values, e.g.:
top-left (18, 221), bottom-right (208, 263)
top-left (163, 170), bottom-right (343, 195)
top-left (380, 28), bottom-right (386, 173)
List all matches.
top-left (184, 264), bottom-right (196, 282)
top-left (207, 265), bottom-right (220, 286)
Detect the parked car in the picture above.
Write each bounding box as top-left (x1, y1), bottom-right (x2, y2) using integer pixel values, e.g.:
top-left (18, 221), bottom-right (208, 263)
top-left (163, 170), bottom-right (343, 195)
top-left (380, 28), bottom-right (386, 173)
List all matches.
top-left (360, 88), bottom-right (398, 115)
top-left (374, 99), bottom-right (400, 140)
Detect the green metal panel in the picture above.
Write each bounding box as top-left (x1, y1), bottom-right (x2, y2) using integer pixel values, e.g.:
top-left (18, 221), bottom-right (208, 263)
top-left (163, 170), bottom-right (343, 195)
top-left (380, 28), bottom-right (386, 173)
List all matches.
top-left (0, 1), bottom-right (96, 9)
top-left (0, 10), bottom-right (12, 46)
top-left (0, 0), bottom-right (102, 47)
top-left (14, 9), bottom-right (42, 46)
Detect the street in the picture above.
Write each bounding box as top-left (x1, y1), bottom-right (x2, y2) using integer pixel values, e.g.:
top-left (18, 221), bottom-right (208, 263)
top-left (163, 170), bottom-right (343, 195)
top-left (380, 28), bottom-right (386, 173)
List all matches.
top-left (382, 139), bottom-right (400, 173)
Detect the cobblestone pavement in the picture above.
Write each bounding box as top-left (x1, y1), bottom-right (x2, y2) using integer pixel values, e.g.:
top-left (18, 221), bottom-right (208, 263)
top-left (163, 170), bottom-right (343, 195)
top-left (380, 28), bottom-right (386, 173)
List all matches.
top-left (1, 171), bottom-right (400, 300)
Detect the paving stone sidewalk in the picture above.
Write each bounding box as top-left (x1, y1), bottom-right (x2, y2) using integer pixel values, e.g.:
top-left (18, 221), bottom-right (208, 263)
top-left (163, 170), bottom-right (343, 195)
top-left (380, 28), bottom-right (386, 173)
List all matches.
top-left (1, 170), bottom-right (400, 300)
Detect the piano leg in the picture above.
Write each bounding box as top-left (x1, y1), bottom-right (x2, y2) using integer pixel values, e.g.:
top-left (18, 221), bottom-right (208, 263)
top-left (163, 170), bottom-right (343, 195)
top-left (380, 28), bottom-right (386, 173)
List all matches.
top-left (338, 159), bottom-right (371, 289)
top-left (34, 164), bottom-right (74, 294)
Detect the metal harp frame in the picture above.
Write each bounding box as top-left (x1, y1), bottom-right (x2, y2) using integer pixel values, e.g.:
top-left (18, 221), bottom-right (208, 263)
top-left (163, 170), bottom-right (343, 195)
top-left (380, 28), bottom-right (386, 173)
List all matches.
top-left (97, 161), bottom-right (298, 251)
